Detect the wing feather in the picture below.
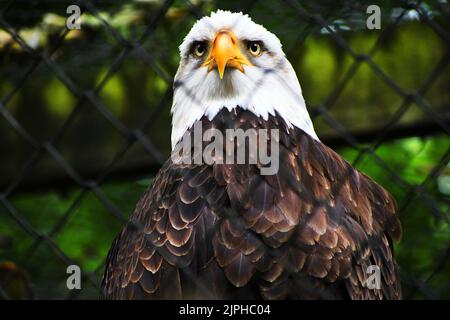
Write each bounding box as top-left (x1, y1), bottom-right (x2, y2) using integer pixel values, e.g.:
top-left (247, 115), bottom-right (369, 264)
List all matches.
top-left (102, 108), bottom-right (402, 300)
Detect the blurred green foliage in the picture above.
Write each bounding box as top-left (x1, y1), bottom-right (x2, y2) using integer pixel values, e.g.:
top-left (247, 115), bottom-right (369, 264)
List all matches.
top-left (341, 135), bottom-right (450, 298)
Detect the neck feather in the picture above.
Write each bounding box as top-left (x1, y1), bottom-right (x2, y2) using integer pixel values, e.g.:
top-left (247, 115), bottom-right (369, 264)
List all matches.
top-left (170, 64), bottom-right (318, 148)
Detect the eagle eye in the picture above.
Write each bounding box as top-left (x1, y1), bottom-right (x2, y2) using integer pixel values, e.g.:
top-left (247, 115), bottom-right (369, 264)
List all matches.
top-left (192, 41), bottom-right (207, 58)
top-left (247, 41), bottom-right (262, 56)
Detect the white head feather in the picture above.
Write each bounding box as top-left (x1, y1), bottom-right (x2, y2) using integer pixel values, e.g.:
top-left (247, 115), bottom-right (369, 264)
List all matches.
top-left (171, 10), bottom-right (318, 148)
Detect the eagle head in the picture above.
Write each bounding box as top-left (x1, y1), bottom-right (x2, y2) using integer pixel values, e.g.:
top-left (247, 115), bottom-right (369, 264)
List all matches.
top-left (171, 10), bottom-right (318, 148)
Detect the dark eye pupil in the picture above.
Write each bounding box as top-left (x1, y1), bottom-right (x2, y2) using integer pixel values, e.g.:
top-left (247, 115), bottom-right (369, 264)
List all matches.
top-left (196, 45), bottom-right (204, 53)
top-left (251, 43), bottom-right (257, 51)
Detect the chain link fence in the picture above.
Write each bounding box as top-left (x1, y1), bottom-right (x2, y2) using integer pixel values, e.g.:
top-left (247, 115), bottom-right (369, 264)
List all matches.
top-left (0, 0), bottom-right (448, 299)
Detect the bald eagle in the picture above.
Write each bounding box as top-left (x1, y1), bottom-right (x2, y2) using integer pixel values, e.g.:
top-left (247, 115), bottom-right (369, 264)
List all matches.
top-left (101, 10), bottom-right (402, 300)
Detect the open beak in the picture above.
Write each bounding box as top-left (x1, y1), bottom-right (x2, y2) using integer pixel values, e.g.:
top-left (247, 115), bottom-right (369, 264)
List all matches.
top-left (202, 30), bottom-right (251, 79)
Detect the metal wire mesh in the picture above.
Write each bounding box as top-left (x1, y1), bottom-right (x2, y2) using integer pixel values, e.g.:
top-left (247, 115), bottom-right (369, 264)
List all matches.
top-left (0, 0), bottom-right (448, 299)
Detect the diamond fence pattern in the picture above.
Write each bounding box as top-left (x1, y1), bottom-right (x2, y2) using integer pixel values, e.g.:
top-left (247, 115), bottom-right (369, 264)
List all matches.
top-left (0, 0), bottom-right (449, 299)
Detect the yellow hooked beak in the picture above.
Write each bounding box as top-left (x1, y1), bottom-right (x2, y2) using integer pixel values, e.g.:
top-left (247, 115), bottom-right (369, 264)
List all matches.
top-left (202, 30), bottom-right (252, 79)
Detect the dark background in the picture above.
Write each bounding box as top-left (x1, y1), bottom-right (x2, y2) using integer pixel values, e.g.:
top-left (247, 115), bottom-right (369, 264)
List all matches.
top-left (0, 0), bottom-right (448, 299)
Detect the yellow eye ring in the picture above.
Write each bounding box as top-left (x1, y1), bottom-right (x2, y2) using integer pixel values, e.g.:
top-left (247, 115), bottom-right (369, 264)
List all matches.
top-left (248, 42), bottom-right (262, 56)
top-left (193, 43), bottom-right (206, 58)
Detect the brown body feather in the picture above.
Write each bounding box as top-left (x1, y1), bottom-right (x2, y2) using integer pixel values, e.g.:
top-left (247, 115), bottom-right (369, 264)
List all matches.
top-left (101, 108), bottom-right (402, 299)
